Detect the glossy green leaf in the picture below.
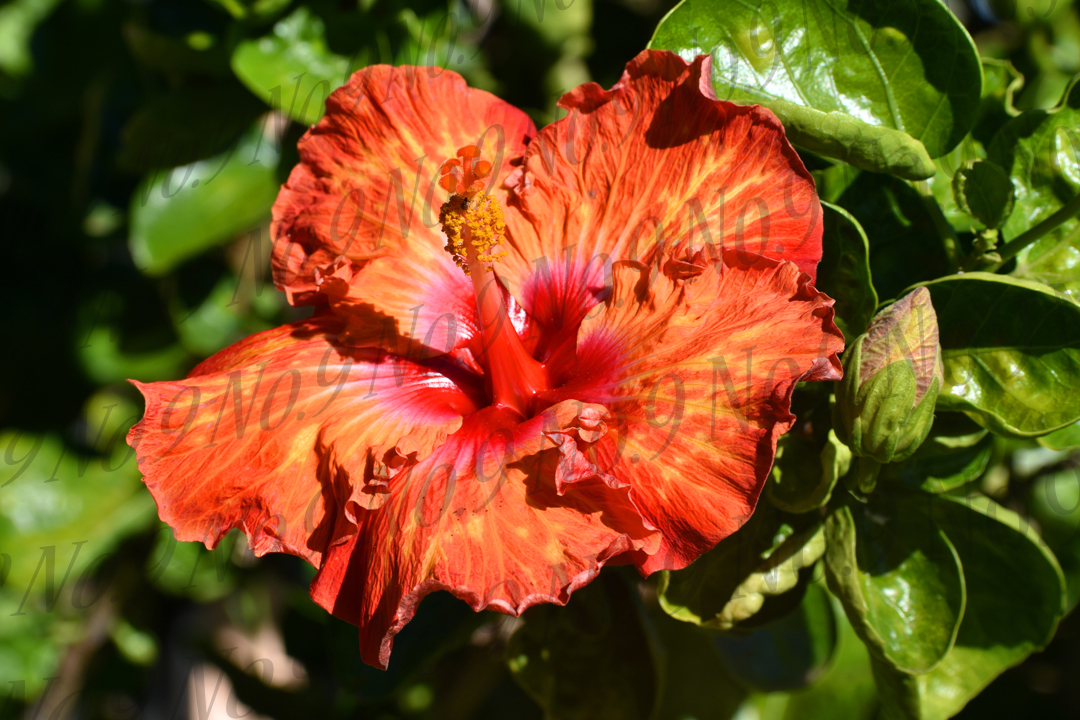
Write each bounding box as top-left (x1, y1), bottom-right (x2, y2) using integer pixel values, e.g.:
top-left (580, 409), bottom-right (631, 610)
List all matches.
top-left (231, 7), bottom-right (353, 126)
top-left (925, 136), bottom-right (985, 233)
top-left (1012, 221), bottom-right (1080, 304)
top-left (659, 507), bottom-right (824, 630)
top-left (921, 273), bottom-right (1080, 436)
top-left (506, 573), bottom-right (659, 720)
top-left (648, 0), bottom-right (982, 165)
top-left (836, 172), bottom-right (949, 300)
top-left (914, 494), bottom-right (1066, 719)
top-left (879, 413), bottom-right (992, 493)
top-left (712, 581), bottom-right (837, 693)
top-left (951, 159), bottom-right (1015, 230)
top-left (824, 493), bottom-right (965, 675)
top-left (817, 203), bottom-right (878, 338)
top-left (923, 55), bottom-right (1021, 235)
top-left (128, 127), bottom-right (279, 276)
top-left (768, 429), bottom-right (851, 514)
top-left (988, 81), bottom-right (1080, 300)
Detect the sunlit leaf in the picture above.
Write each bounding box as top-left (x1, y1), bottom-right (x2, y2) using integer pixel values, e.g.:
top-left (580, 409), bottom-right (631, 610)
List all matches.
top-left (231, 7), bottom-right (353, 125)
top-left (922, 273), bottom-right (1080, 436)
top-left (128, 127), bottom-right (279, 276)
top-left (988, 81), bottom-right (1080, 301)
top-left (879, 413), bottom-right (992, 493)
top-left (825, 493), bottom-right (965, 675)
top-left (649, 0), bottom-right (982, 171)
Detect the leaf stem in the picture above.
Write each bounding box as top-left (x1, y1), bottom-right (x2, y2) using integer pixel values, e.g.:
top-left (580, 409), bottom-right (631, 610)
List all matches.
top-left (988, 193), bottom-right (1080, 271)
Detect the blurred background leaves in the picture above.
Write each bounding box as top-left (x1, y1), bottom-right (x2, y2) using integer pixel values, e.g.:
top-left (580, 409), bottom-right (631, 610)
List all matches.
top-left (2, 0), bottom-right (1080, 719)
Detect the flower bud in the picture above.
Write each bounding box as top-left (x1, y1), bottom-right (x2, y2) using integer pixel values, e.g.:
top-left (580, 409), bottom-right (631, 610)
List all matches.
top-left (834, 287), bottom-right (943, 465)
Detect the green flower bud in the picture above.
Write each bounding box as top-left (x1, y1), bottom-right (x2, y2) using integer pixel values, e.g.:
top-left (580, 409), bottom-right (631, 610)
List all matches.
top-left (834, 287), bottom-right (943, 465)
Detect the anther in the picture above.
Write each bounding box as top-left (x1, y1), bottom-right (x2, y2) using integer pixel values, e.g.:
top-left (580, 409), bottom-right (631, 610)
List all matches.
top-left (439, 146), bottom-right (506, 276)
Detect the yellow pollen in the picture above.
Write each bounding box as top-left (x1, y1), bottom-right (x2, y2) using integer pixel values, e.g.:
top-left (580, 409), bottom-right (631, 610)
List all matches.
top-left (439, 191), bottom-right (508, 275)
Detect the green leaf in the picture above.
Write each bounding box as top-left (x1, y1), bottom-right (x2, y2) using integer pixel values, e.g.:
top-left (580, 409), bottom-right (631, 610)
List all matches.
top-left (171, 273), bottom-right (276, 358)
top-left (824, 493), bottom-right (965, 675)
top-left (650, 611), bottom-right (747, 720)
top-left (231, 7), bottom-right (353, 126)
top-left (0, 428), bottom-right (154, 595)
top-left (1011, 221), bottom-right (1080, 304)
top-left (768, 597), bottom-right (880, 720)
top-left (973, 58), bottom-right (1024, 142)
top-left (951, 159), bottom-right (1015, 230)
top-left (879, 413), bottom-right (992, 493)
top-left (817, 203), bottom-right (878, 338)
top-left (506, 572), bottom-right (660, 720)
top-left (989, 0), bottom-right (1074, 27)
top-left (0, 0), bottom-right (64, 76)
top-left (118, 85), bottom-right (265, 173)
top-left (648, 0), bottom-right (982, 165)
top-left (1037, 420), bottom-right (1080, 450)
top-left (145, 524), bottom-right (238, 602)
top-left (768, 429), bottom-right (851, 514)
top-left (1028, 468), bottom-right (1080, 610)
top-left (915, 494), bottom-right (1066, 719)
top-left (659, 507), bottom-right (824, 630)
top-left (121, 22), bottom-right (230, 78)
top-left (921, 273), bottom-right (1080, 436)
top-left (988, 81), bottom-right (1080, 300)
top-left (835, 172), bottom-right (949, 300)
top-left (128, 127), bottom-right (280, 276)
top-left (711, 580), bottom-right (837, 693)
top-left (923, 57), bottom-right (1025, 235)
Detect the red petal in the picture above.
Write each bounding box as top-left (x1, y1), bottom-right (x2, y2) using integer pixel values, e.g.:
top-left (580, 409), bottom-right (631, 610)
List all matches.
top-left (314, 253), bottom-right (482, 359)
top-left (500, 49), bottom-right (823, 319)
top-left (308, 400), bottom-right (659, 669)
top-left (566, 248), bottom-right (843, 573)
top-left (271, 65), bottom-right (535, 305)
top-left (126, 315), bottom-right (481, 567)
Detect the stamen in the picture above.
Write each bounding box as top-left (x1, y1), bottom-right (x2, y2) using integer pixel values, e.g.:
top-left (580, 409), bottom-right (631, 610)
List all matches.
top-left (438, 145), bottom-right (506, 276)
top-left (439, 192), bottom-right (508, 275)
top-left (437, 145), bottom-right (549, 417)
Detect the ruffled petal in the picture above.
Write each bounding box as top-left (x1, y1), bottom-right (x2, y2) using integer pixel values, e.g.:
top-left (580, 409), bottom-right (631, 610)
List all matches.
top-left (308, 400), bottom-right (660, 669)
top-left (271, 65), bottom-right (536, 305)
top-left (566, 248), bottom-right (843, 574)
top-left (495, 49), bottom-right (822, 339)
top-left (126, 315), bottom-right (482, 567)
top-left (314, 254), bottom-right (480, 358)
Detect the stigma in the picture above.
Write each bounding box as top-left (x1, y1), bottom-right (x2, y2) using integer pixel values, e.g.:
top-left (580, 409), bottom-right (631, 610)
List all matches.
top-left (438, 145), bottom-right (507, 275)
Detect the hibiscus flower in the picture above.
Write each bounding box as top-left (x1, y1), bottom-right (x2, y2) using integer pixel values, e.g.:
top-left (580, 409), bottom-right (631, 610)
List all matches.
top-left (127, 50), bottom-right (843, 669)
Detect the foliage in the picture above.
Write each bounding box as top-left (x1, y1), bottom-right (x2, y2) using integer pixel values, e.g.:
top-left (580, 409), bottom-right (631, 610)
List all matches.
top-left (2, 0), bottom-right (1080, 718)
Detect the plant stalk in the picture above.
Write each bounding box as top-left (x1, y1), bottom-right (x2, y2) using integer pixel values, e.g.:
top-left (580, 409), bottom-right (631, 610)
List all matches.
top-left (986, 193), bottom-right (1080, 271)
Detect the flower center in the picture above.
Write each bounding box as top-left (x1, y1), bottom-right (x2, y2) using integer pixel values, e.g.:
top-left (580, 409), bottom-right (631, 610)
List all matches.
top-left (439, 145), bottom-right (549, 418)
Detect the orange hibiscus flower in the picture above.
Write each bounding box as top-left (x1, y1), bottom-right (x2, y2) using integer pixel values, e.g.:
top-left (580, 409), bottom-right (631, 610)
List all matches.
top-left (128, 50), bottom-right (843, 669)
